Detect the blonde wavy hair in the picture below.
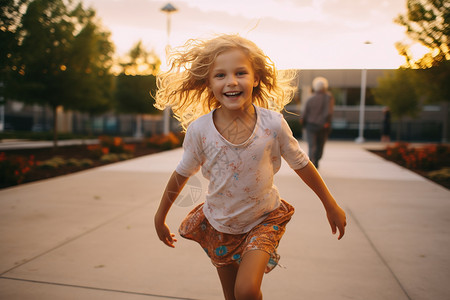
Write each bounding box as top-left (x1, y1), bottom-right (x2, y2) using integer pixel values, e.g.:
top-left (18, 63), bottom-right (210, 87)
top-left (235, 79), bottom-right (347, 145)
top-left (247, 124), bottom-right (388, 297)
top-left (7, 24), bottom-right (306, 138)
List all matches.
top-left (154, 34), bottom-right (297, 130)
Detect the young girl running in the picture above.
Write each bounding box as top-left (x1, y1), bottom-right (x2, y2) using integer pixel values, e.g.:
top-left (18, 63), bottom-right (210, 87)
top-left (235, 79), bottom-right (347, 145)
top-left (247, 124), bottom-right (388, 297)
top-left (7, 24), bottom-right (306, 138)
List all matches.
top-left (154, 34), bottom-right (347, 300)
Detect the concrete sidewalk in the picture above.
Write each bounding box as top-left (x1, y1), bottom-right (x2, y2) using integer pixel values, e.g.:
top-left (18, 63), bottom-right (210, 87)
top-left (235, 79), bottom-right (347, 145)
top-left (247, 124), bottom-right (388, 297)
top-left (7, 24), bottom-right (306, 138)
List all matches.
top-left (0, 141), bottom-right (449, 300)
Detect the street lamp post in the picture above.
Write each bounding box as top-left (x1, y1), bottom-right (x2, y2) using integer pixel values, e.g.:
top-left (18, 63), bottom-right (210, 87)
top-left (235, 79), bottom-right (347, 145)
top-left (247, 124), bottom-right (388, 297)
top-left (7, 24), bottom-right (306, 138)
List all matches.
top-left (161, 3), bottom-right (177, 135)
top-left (355, 68), bottom-right (367, 143)
top-left (355, 41), bottom-right (372, 143)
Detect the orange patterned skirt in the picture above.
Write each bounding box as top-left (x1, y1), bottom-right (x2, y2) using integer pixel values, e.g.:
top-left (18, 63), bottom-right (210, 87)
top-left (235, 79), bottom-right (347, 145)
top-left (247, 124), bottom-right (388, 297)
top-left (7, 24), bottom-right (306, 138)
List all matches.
top-left (178, 199), bottom-right (295, 273)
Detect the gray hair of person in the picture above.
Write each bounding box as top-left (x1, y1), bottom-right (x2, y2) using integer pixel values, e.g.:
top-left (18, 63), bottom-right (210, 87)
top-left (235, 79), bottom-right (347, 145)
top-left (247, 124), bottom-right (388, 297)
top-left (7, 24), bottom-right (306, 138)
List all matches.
top-left (312, 76), bottom-right (329, 92)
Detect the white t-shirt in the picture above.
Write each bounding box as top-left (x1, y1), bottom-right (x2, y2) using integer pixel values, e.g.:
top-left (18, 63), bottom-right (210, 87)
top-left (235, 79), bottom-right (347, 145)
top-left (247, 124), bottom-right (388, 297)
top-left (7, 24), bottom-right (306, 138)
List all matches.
top-left (176, 106), bottom-right (309, 234)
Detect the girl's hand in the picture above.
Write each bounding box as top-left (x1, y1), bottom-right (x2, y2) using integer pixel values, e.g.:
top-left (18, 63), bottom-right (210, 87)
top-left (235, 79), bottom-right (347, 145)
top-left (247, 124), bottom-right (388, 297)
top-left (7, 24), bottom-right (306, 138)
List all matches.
top-left (155, 220), bottom-right (177, 248)
top-left (326, 205), bottom-right (347, 240)
top-left (154, 171), bottom-right (188, 248)
top-left (294, 164), bottom-right (347, 240)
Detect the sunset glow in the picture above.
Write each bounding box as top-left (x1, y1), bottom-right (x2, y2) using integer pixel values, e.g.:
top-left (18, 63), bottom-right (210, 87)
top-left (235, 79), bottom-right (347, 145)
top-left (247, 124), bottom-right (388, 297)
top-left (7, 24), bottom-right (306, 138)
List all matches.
top-left (85, 0), bottom-right (412, 70)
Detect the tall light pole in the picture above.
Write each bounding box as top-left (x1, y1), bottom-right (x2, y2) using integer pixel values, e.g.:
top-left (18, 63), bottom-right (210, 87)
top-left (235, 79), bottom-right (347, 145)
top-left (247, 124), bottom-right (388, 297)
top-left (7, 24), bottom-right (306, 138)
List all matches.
top-left (161, 3), bottom-right (177, 135)
top-left (355, 41), bottom-right (372, 143)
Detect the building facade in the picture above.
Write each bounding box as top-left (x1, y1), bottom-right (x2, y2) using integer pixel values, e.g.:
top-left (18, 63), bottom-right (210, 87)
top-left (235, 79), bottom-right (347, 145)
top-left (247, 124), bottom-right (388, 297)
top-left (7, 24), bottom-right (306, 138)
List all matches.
top-left (284, 69), bottom-right (446, 142)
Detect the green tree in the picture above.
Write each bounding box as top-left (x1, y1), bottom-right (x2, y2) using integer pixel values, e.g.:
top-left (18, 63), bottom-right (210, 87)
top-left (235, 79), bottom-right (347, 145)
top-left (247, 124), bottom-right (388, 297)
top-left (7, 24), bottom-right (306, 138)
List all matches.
top-left (115, 74), bottom-right (157, 114)
top-left (0, 0), bottom-right (29, 104)
top-left (119, 40), bottom-right (161, 76)
top-left (8, 0), bottom-right (115, 147)
top-left (395, 0), bottom-right (450, 103)
top-left (10, 0), bottom-right (75, 146)
top-left (395, 0), bottom-right (449, 141)
top-left (65, 6), bottom-right (115, 115)
top-left (65, 6), bottom-right (115, 134)
top-left (373, 69), bottom-right (421, 140)
top-left (395, 0), bottom-right (449, 68)
top-left (115, 41), bottom-right (160, 137)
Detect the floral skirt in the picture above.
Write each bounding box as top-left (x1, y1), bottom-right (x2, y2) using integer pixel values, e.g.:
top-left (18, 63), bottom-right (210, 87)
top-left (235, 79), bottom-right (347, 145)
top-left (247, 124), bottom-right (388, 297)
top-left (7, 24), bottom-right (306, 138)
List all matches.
top-left (178, 199), bottom-right (295, 273)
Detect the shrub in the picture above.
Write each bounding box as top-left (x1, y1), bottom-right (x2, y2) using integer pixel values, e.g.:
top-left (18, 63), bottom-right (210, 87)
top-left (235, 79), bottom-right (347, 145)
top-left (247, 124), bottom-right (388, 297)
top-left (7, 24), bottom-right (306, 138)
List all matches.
top-left (99, 153), bottom-right (134, 163)
top-left (36, 157), bottom-right (66, 169)
top-left (145, 132), bottom-right (183, 150)
top-left (66, 158), bottom-right (83, 167)
top-left (87, 136), bottom-right (136, 158)
top-left (66, 158), bottom-right (94, 167)
top-left (0, 153), bottom-right (35, 187)
top-left (428, 168), bottom-right (450, 181)
top-left (385, 143), bottom-right (450, 171)
top-left (100, 153), bottom-right (120, 163)
top-left (79, 159), bottom-right (94, 167)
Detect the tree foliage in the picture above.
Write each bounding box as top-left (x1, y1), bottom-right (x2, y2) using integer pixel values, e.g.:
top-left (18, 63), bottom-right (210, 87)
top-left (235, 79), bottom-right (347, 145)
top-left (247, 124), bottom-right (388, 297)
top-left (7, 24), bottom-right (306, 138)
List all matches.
top-left (64, 9), bottom-right (115, 115)
top-left (0, 0), bottom-right (29, 102)
top-left (394, 0), bottom-right (449, 105)
top-left (12, 0), bottom-right (115, 110)
top-left (4, 0), bottom-right (115, 146)
top-left (0, 0), bottom-right (28, 65)
top-left (373, 69), bottom-right (421, 120)
top-left (115, 41), bottom-right (160, 115)
top-left (119, 40), bottom-right (161, 76)
top-left (375, 0), bottom-right (449, 141)
top-left (115, 74), bottom-right (158, 114)
top-left (395, 0), bottom-right (450, 68)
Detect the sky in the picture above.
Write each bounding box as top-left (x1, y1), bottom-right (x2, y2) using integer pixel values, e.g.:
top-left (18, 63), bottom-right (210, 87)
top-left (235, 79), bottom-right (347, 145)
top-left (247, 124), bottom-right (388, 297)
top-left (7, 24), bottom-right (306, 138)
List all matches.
top-left (84, 0), bottom-right (426, 70)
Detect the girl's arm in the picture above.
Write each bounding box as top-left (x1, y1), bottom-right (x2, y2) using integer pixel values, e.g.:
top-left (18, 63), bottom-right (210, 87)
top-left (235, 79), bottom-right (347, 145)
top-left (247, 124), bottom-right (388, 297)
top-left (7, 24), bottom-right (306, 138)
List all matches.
top-left (294, 162), bottom-right (347, 240)
top-left (154, 171), bottom-right (189, 248)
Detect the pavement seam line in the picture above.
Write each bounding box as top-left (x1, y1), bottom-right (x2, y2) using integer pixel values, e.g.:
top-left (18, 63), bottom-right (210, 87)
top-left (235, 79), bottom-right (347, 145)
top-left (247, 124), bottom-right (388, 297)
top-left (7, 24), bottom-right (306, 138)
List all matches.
top-left (0, 277), bottom-right (198, 300)
top-left (0, 201), bottom-right (151, 277)
top-left (346, 207), bottom-right (413, 300)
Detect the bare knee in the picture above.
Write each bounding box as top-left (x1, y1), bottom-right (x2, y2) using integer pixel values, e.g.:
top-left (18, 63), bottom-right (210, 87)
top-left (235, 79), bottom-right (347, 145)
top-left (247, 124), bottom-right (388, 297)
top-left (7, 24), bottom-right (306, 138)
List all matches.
top-left (234, 250), bottom-right (268, 300)
top-left (234, 280), bottom-right (262, 300)
top-left (217, 264), bottom-right (238, 300)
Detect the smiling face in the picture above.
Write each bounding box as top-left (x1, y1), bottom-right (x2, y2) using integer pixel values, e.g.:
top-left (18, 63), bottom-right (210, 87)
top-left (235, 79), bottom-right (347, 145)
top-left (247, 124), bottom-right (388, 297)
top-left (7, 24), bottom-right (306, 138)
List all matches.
top-left (208, 49), bottom-right (259, 113)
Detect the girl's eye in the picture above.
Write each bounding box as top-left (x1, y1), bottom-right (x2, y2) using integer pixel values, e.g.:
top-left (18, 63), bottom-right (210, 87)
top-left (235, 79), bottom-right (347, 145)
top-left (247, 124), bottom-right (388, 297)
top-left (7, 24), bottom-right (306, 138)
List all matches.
top-left (214, 73), bottom-right (225, 78)
top-left (237, 71), bottom-right (248, 76)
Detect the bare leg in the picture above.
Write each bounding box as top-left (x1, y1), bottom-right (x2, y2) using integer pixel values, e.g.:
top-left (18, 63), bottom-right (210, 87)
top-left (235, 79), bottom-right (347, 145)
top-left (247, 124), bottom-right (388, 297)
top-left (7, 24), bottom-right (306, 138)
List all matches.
top-left (234, 250), bottom-right (270, 300)
top-left (217, 263), bottom-right (239, 300)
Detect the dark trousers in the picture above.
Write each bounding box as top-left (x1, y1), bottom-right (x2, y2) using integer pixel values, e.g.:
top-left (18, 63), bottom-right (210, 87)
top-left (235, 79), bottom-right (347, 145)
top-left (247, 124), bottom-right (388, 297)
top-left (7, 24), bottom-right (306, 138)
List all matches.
top-left (305, 123), bottom-right (329, 169)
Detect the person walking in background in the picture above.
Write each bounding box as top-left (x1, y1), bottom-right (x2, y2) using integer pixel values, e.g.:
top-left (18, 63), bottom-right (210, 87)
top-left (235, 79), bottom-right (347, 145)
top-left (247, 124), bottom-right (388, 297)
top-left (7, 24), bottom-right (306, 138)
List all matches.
top-left (301, 77), bottom-right (334, 169)
top-left (381, 106), bottom-right (391, 143)
top-left (154, 35), bottom-right (346, 300)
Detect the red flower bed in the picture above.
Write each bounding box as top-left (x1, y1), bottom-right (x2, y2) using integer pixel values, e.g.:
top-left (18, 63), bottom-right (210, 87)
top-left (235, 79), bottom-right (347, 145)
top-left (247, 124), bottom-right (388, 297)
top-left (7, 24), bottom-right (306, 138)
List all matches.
top-left (372, 142), bottom-right (450, 189)
top-left (0, 153), bottom-right (36, 186)
top-left (145, 132), bottom-right (183, 150)
top-left (385, 143), bottom-right (449, 170)
top-left (0, 133), bottom-right (184, 189)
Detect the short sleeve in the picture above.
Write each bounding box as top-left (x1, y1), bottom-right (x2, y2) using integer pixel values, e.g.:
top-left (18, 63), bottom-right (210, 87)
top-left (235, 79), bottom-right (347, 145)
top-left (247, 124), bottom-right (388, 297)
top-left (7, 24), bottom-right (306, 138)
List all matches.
top-left (175, 124), bottom-right (203, 177)
top-left (278, 117), bottom-right (309, 170)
